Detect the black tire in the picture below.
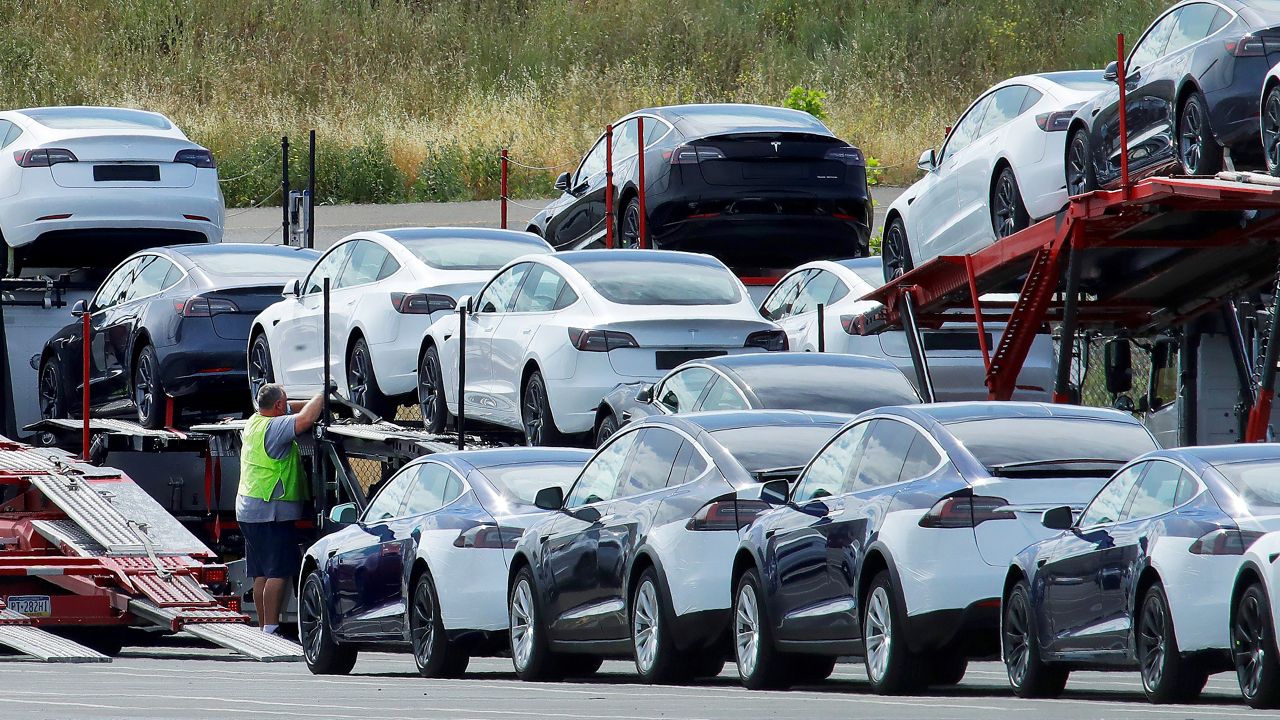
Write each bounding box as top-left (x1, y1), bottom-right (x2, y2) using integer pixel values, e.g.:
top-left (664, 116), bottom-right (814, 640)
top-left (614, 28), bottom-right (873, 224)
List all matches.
top-left (1003, 580), bottom-right (1068, 698)
top-left (560, 654), bottom-right (605, 678)
top-left (1234, 582), bottom-right (1280, 709)
top-left (595, 411), bottom-right (620, 448)
top-left (1137, 583), bottom-right (1207, 704)
top-left (1066, 128), bottom-right (1097, 196)
top-left (990, 166), bottom-right (1030, 240)
top-left (38, 355), bottom-right (68, 420)
top-left (789, 654), bottom-right (837, 685)
top-left (1265, 86), bottom-right (1280, 176)
top-left (632, 567), bottom-right (689, 684)
top-left (689, 653), bottom-right (727, 679)
top-left (248, 332), bottom-right (274, 408)
top-left (410, 570), bottom-right (468, 678)
top-left (417, 345), bottom-right (449, 433)
top-left (929, 650), bottom-right (968, 686)
top-left (133, 344), bottom-right (165, 429)
top-left (621, 197), bottom-right (642, 249)
top-left (346, 336), bottom-right (392, 418)
top-left (522, 370), bottom-right (565, 447)
top-left (862, 571), bottom-right (921, 695)
top-left (509, 565), bottom-right (559, 681)
top-left (56, 627), bottom-right (126, 657)
top-left (299, 570), bottom-right (358, 675)
top-left (1178, 92), bottom-right (1222, 177)
top-left (881, 216), bottom-right (912, 282)
top-left (733, 568), bottom-right (790, 690)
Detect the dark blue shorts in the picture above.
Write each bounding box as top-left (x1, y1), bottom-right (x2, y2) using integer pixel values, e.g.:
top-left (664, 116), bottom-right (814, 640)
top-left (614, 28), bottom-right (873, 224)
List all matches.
top-left (241, 521), bottom-right (301, 580)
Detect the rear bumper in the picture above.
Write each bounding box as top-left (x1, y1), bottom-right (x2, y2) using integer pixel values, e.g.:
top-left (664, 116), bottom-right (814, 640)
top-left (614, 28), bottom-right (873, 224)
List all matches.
top-left (651, 212), bottom-right (870, 270)
top-left (904, 600), bottom-right (1002, 656)
top-left (157, 339), bottom-right (249, 403)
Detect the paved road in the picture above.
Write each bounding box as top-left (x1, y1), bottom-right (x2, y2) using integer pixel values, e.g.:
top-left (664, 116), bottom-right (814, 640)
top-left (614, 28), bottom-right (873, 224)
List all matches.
top-left (223, 189), bottom-right (905, 250)
top-left (4, 647), bottom-right (1263, 720)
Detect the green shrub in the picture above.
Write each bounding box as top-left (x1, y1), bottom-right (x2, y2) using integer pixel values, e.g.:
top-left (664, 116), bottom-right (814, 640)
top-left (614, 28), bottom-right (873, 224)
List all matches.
top-left (783, 85), bottom-right (829, 120)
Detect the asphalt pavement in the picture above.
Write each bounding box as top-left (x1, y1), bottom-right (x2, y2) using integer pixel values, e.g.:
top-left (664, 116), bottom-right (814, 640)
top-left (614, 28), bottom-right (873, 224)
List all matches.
top-left (3, 646), bottom-right (1265, 720)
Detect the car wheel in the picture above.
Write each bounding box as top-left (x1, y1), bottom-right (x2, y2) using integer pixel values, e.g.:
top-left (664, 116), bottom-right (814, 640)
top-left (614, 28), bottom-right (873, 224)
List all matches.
top-left (734, 568), bottom-right (790, 690)
top-left (346, 337), bottom-right (392, 417)
top-left (248, 333), bottom-right (274, 408)
top-left (1066, 128), bottom-right (1097, 196)
top-left (1137, 582), bottom-right (1207, 704)
top-left (632, 567), bottom-right (688, 684)
top-left (522, 370), bottom-right (565, 447)
top-left (1266, 87), bottom-right (1280, 176)
top-left (38, 356), bottom-right (68, 419)
top-left (881, 217), bottom-right (912, 282)
top-left (990, 166), bottom-right (1030, 240)
top-left (789, 654), bottom-right (837, 685)
top-left (1003, 579), bottom-right (1068, 698)
top-left (560, 654), bottom-right (605, 677)
top-left (417, 345), bottom-right (449, 433)
top-left (1178, 92), bottom-right (1222, 177)
top-left (862, 571), bottom-right (921, 695)
top-left (621, 197), bottom-right (642, 249)
top-left (689, 653), bottom-right (727, 679)
top-left (595, 411), bottom-right (620, 448)
top-left (1234, 582), bottom-right (1280, 708)
top-left (410, 570), bottom-right (468, 678)
top-left (509, 565), bottom-right (559, 681)
top-left (299, 570), bottom-right (358, 675)
top-left (133, 344), bottom-right (165, 429)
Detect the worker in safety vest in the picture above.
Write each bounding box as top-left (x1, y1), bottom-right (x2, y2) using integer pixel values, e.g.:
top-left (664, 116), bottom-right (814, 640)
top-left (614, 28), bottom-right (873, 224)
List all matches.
top-left (238, 383), bottom-right (322, 636)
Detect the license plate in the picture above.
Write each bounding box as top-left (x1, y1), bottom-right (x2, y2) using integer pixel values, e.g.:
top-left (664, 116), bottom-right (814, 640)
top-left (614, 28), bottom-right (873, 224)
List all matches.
top-left (6, 595), bottom-right (51, 617)
top-left (94, 164), bottom-right (160, 182)
top-left (656, 350), bottom-right (726, 370)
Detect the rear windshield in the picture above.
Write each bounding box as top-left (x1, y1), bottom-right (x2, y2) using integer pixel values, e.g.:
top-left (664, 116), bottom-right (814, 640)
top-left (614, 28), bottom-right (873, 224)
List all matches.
top-left (186, 250), bottom-right (317, 277)
top-left (573, 258), bottom-right (742, 305)
top-left (401, 237), bottom-right (549, 270)
top-left (22, 107), bottom-right (172, 130)
top-left (741, 366), bottom-right (920, 413)
top-left (481, 462), bottom-right (583, 504)
top-left (1043, 71), bottom-right (1111, 92)
top-left (945, 417), bottom-right (1158, 472)
top-left (710, 424), bottom-right (841, 473)
top-left (1214, 460), bottom-right (1280, 510)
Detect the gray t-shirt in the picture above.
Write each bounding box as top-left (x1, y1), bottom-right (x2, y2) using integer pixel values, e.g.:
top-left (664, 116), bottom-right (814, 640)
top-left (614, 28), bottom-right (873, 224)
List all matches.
top-left (236, 414), bottom-right (304, 523)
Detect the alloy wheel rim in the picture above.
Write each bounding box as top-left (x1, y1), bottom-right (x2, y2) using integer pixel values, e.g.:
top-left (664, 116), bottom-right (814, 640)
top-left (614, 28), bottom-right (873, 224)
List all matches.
top-left (249, 340), bottom-right (270, 398)
top-left (734, 584), bottom-right (760, 678)
top-left (523, 381), bottom-right (544, 445)
top-left (1068, 135), bottom-right (1088, 195)
top-left (510, 579), bottom-right (535, 671)
top-left (418, 353), bottom-right (440, 427)
top-left (1003, 594), bottom-right (1031, 687)
top-left (634, 580), bottom-right (660, 673)
top-left (39, 364), bottom-right (59, 417)
top-left (885, 225), bottom-right (907, 278)
top-left (1267, 93), bottom-right (1280, 172)
top-left (411, 582), bottom-right (435, 668)
top-left (348, 346), bottom-right (369, 407)
top-left (1181, 103), bottom-right (1203, 173)
top-left (622, 206), bottom-right (640, 248)
top-left (135, 353), bottom-right (154, 420)
top-left (1138, 596), bottom-right (1168, 691)
top-left (865, 586), bottom-right (893, 683)
top-left (994, 174), bottom-right (1016, 237)
top-left (300, 581), bottom-right (324, 663)
top-left (1235, 592), bottom-right (1266, 698)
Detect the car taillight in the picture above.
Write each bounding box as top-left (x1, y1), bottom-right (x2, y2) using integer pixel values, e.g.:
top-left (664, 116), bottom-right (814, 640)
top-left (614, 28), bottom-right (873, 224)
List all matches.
top-left (1035, 110), bottom-right (1077, 132)
top-left (823, 145), bottom-right (866, 166)
top-left (390, 292), bottom-right (455, 314)
top-left (179, 296), bottom-right (239, 317)
top-left (174, 148), bottom-right (217, 168)
top-left (745, 330), bottom-right (788, 351)
top-left (667, 144), bottom-right (725, 164)
top-left (14, 148), bottom-right (78, 167)
top-left (687, 499), bottom-right (771, 531)
top-left (1188, 528), bottom-right (1266, 555)
top-left (1226, 33), bottom-right (1267, 56)
top-left (919, 494), bottom-right (1014, 528)
top-left (567, 327), bottom-right (639, 351)
top-left (453, 524), bottom-right (523, 549)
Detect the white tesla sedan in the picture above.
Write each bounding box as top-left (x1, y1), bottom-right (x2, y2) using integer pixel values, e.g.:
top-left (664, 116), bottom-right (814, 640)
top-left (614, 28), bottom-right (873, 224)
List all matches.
top-left (761, 257), bottom-right (1054, 401)
top-left (418, 249), bottom-right (787, 444)
top-left (0, 106), bottom-right (224, 274)
top-left (881, 71), bottom-right (1109, 280)
top-left (248, 227), bottom-right (552, 416)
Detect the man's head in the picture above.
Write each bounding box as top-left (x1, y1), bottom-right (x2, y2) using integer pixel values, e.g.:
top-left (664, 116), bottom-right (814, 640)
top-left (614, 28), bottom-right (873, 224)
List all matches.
top-left (256, 383), bottom-right (288, 416)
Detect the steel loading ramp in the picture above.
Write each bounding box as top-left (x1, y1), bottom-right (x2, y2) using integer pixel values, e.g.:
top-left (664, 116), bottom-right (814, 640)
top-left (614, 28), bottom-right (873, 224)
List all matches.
top-left (0, 605), bottom-right (108, 663)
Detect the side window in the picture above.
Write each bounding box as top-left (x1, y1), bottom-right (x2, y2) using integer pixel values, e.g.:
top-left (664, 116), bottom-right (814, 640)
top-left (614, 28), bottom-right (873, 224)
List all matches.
top-left (899, 434), bottom-right (942, 482)
top-left (642, 118), bottom-right (674, 148)
top-left (793, 421), bottom-right (871, 503)
top-left (849, 419), bottom-right (917, 491)
top-left (94, 258), bottom-right (142, 310)
top-left (337, 240), bottom-right (392, 289)
top-left (979, 85), bottom-right (1030, 136)
top-left (697, 376), bottom-right (749, 412)
top-left (0, 120), bottom-right (12, 149)
top-left (668, 441), bottom-right (709, 487)
top-left (124, 255), bottom-right (176, 301)
top-left (616, 428), bottom-right (684, 498)
top-left (1121, 461), bottom-right (1186, 521)
top-left (827, 278), bottom-right (850, 305)
top-left (1165, 3), bottom-right (1221, 54)
top-left (940, 96), bottom-right (990, 163)
top-left (574, 137), bottom-right (608, 188)
top-left (400, 463), bottom-right (454, 517)
top-left (792, 270), bottom-right (841, 315)
top-left (363, 468), bottom-right (416, 522)
top-left (1079, 463), bottom-right (1146, 527)
top-left (552, 282), bottom-right (579, 310)
top-left (760, 270), bottom-right (810, 321)
top-left (2, 123), bottom-right (19, 148)
top-left (476, 263), bottom-right (531, 313)
top-left (567, 430), bottom-right (638, 507)
top-left (655, 367), bottom-right (714, 413)
top-left (512, 264), bottom-right (567, 313)
top-left (376, 252), bottom-right (401, 281)
top-left (1019, 88), bottom-right (1044, 114)
top-left (613, 118), bottom-right (638, 160)
top-left (1130, 10), bottom-right (1179, 68)
top-left (304, 243), bottom-right (354, 295)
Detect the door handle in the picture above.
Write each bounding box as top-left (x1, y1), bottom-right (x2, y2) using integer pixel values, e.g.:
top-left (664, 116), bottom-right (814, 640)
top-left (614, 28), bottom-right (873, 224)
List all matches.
top-left (522, 329), bottom-right (532, 335)
top-left (765, 529), bottom-right (777, 539)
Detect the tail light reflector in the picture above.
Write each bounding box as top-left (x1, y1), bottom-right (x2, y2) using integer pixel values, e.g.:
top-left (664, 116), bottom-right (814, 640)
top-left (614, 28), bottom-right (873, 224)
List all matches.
top-left (568, 327), bottom-right (639, 351)
top-left (1035, 110), bottom-right (1077, 132)
top-left (745, 330), bottom-right (788, 351)
top-left (667, 144), bottom-right (725, 164)
top-left (687, 499), bottom-right (771, 531)
top-left (1226, 33), bottom-right (1267, 56)
top-left (823, 145), bottom-right (867, 166)
top-left (1189, 528), bottom-right (1265, 555)
top-left (174, 148), bottom-right (217, 168)
top-left (179, 296), bottom-right (239, 317)
top-left (14, 148), bottom-right (77, 167)
top-left (391, 292), bottom-right (455, 314)
top-left (919, 494), bottom-right (1014, 528)
top-left (454, 525), bottom-right (523, 549)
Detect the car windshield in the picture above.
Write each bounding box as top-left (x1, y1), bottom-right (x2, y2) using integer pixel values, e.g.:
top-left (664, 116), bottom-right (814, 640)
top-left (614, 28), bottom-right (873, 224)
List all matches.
top-left (481, 462), bottom-right (584, 504)
top-left (1213, 459), bottom-right (1280, 510)
top-left (401, 236), bottom-right (549, 270)
top-left (1042, 71), bottom-right (1111, 92)
top-left (573, 258), bottom-right (742, 305)
top-left (737, 366), bottom-right (919, 413)
top-left (22, 107), bottom-right (172, 130)
top-left (710, 424), bottom-right (841, 473)
top-left (183, 250), bottom-right (317, 277)
top-left (945, 417), bottom-right (1157, 473)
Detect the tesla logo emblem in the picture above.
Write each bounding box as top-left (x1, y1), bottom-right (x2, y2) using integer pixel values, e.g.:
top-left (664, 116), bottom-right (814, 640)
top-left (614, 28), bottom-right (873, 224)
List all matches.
top-left (771, 141), bottom-right (781, 153)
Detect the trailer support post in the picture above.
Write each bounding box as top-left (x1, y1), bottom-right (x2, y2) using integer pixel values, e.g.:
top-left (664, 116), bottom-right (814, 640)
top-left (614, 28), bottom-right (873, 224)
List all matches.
top-left (81, 311), bottom-right (91, 460)
top-left (281, 135), bottom-right (290, 244)
top-left (817, 303), bottom-right (825, 352)
top-left (900, 289), bottom-right (936, 403)
top-left (307, 130), bottom-right (316, 249)
top-left (637, 118), bottom-right (647, 249)
top-left (500, 149), bottom-right (509, 230)
top-left (605, 125), bottom-right (615, 248)
top-left (322, 279), bottom-right (332, 427)
top-left (456, 304), bottom-right (467, 451)
top-left (1052, 242), bottom-right (1082, 404)
top-left (1117, 34), bottom-right (1131, 193)
top-left (1247, 273), bottom-right (1280, 441)
top-left (965, 254), bottom-right (992, 375)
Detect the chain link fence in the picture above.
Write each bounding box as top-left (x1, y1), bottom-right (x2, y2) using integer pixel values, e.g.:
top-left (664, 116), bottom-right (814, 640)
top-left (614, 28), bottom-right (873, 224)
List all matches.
top-left (1077, 337), bottom-right (1152, 409)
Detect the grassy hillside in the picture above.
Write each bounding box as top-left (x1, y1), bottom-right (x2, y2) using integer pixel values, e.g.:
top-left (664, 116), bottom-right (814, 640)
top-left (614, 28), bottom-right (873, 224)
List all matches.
top-left (0, 0), bottom-right (1168, 209)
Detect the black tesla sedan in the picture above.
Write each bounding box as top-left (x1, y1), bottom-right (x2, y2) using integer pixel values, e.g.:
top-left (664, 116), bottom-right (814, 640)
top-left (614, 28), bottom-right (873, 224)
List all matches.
top-left (1066, 0), bottom-right (1280, 193)
top-left (527, 104), bottom-right (872, 274)
top-left (38, 243), bottom-right (318, 427)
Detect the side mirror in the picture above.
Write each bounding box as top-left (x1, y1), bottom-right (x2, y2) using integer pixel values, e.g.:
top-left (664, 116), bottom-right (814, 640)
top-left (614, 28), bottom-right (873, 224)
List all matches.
top-left (554, 172), bottom-right (571, 192)
top-left (1103, 338), bottom-right (1132, 394)
top-left (760, 479), bottom-right (790, 505)
top-left (636, 384), bottom-right (654, 403)
top-left (282, 278), bottom-right (301, 298)
top-left (455, 294), bottom-right (473, 315)
top-left (328, 502), bottom-right (358, 525)
top-left (71, 299), bottom-right (88, 316)
top-left (1041, 505), bottom-right (1074, 531)
top-left (1103, 61), bottom-right (1119, 83)
top-left (534, 485), bottom-right (564, 511)
top-left (917, 148), bottom-right (937, 171)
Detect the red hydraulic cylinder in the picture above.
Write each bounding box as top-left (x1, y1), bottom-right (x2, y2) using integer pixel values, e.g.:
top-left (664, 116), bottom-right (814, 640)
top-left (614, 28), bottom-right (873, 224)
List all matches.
top-left (500, 149), bottom-right (509, 230)
top-left (1117, 34), bottom-right (1130, 192)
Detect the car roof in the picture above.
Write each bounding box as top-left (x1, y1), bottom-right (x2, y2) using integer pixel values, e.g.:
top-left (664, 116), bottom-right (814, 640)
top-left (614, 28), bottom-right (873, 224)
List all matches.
top-left (648, 409), bottom-right (851, 434)
top-left (550, 248), bottom-right (728, 270)
top-left (415, 446), bottom-right (593, 472)
top-left (629, 104), bottom-right (834, 139)
top-left (698, 352), bottom-right (901, 375)
top-left (886, 401), bottom-right (1142, 426)
top-left (374, 227), bottom-right (548, 246)
top-left (1160, 443), bottom-right (1280, 468)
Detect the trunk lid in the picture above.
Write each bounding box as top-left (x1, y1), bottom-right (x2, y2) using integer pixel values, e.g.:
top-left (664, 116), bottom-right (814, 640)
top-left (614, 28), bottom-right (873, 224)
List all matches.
top-left (595, 317), bottom-right (777, 378)
top-left (693, 132), bottom-right (850, 188)
top-left (203, 284), bottom-right (293, 340)
top-left (968, 468), bottom-right (1119, 566)
top-left (45, 135), bottom-right (202, 189)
